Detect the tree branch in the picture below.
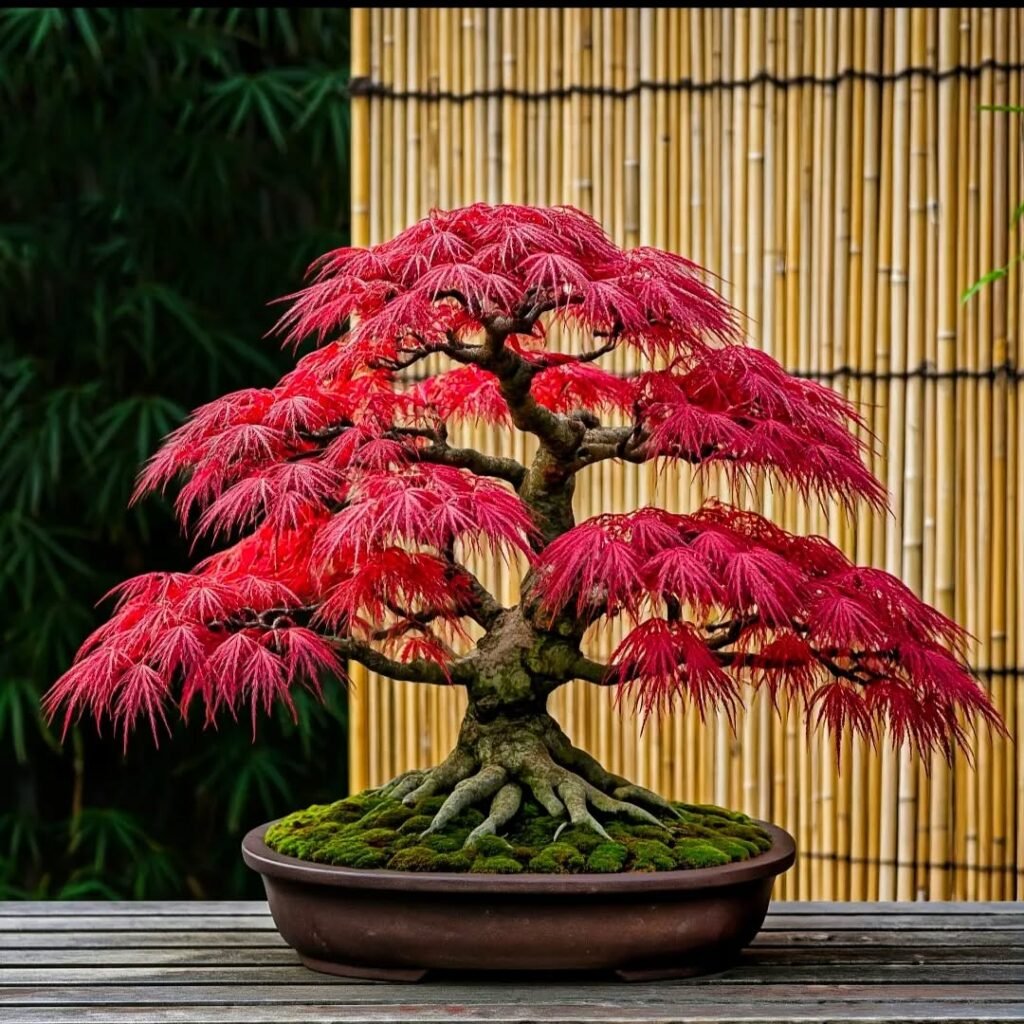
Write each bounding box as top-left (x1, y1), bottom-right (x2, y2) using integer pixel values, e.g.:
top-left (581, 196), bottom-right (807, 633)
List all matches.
top-left (331, 637), bottom-right (472, 685)
top-left (415, 440), bottom-right (526, 487)
top-left (447, 564), bottom-right (504, 629)
top-left (715, 646), bottom-right (890, 688)
top-left (570, 655), bottom-right (614, 685)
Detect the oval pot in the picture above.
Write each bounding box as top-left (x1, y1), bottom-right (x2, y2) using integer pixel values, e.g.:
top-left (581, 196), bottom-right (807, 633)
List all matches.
top-left (242, 819), bottom-right (795, 981)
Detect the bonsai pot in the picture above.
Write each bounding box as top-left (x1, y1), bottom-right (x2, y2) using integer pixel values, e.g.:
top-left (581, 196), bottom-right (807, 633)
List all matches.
top-left (242, 818), bottom-right (795, 981)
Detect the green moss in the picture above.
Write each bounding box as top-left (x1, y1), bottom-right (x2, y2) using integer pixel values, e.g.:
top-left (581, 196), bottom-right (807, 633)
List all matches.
top-left (356, 828), bottom-right (400, 847)
top-left (586, 842), bottom-right (629, 873)
top-left (672, 838), bottom-right (732, 869)
top-left (553, 826), bottom-right (607, 855)
top-left (356, 803), bottom-right (416, 830)
top-left (468, 834), bottom-right (516, 856)
top-left (628, 839), bottom-right (677, 872)
top-left (419, 831), bottom-right (470, 853)
top-left (528, 841), bottom-right (586, 873)
top-left (397, 814), bottom-right (434, 835)
top-left (387, 846), bottom-right (473, 872)
top-left (265, 787), bottom-right (772, 875)
top-left (471, 855), bottom-right (524, 874)
top-left (706, 836), bottom-right (755, 860)
top-left (415, 795), bottom-right (447, 816)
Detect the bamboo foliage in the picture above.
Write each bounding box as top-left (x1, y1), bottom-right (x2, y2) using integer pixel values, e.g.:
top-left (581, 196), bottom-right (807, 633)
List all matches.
top-left (348, 8), bottom-right (1023, 901)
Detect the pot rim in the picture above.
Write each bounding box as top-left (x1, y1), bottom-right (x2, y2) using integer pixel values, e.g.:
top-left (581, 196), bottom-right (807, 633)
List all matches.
top-left (242, 817), bottom-right (795, 895)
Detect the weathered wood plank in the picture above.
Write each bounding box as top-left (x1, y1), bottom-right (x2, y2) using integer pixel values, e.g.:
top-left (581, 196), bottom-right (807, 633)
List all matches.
top-left (0, 932), bottom-right (289, 949)
top-left (5, 1003), bottom-right (1024, 1024)
top-left (758, 915), bottom-right (1024, 931)
top-left (0, 949), bottom-right (304, 967)
top-left (1, 928), bottom-right (1020, 952)
top-left (2, 929), bottom-right (1015, 950)
top-left (3, 899), bottom-right (1021, 917)
top-left (0, 902), bottom-right (270, 917)
top-left (3, 983), bottom-right (1022, 1006)
top-left (2, 964), bottom-right (1021, 986)
top-left (4, 944), bottom-right (1021, 968)
top-left (752, 929), bottom-right (1024, 947)
top-left (770, 905), bottom-right (1024, 921)
top-left (0, 916), bottom-right (278, 932)
top-left (3, 914), bottom-right (1019, 934)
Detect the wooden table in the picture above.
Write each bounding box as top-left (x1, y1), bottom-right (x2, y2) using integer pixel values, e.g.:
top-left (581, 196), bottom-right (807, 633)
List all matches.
top-left (1, 900), bottom-right (1021, 1023)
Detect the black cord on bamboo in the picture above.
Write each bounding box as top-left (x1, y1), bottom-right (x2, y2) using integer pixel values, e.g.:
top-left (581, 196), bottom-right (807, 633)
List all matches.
top-left (349, 59), bottom-right (1024, 104)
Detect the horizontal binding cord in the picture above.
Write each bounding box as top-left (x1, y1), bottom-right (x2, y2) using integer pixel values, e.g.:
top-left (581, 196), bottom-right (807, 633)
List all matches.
top-left (348, 59), bottom-right (1024, 104)
top-left (798, 852), bottom-right (1022, 873)
top-left (401, 362), bottom-right (1022, 385)
top-left (793, 361), bottom-right (1022, 384)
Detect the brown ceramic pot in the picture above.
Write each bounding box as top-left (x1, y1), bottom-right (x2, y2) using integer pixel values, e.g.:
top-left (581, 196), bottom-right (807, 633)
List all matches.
top-left (242, 819), bottom-right (794, 981)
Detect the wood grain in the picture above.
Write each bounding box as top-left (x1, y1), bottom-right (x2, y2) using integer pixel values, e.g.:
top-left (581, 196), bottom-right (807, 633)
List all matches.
top-left (1, 900), bottom-right (1021, 1024)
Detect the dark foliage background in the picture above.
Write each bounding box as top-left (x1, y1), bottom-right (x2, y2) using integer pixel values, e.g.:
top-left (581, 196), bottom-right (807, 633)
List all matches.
top-left (0, 8), bottom-right (351, 900)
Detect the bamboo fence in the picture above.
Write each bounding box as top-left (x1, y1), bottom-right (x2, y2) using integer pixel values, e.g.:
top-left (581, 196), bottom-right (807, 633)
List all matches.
top-left (347, 8), bottom-right (1023, 902)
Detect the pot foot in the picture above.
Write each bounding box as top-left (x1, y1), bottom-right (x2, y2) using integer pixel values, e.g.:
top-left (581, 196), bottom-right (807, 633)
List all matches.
top-left (298, 953), bottom-right (428, 982)
top-left (613, 960), bottom-right (732, 982)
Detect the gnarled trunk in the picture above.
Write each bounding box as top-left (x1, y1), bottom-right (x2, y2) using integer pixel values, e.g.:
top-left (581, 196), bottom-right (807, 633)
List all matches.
top-left (377, 610), bottom-right (681, 845)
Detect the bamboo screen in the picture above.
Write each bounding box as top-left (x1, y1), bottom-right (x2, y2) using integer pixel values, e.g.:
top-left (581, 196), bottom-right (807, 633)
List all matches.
top-left (346, 8), bottom-right (1023, 901)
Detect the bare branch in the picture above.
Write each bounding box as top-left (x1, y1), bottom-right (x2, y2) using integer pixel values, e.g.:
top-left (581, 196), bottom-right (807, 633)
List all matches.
top-left (447, 564), bottom-right (504, 629)
top-left (415, 441), bottom-right (526, 488)
top-left (331, 636), bottom-right (472, 686)
top-left (715, 645), bottom-right (891, 688)
top-left (529, 338), bottom-right (620, 369)
top-left (571, 655), bottom-right (614, 685)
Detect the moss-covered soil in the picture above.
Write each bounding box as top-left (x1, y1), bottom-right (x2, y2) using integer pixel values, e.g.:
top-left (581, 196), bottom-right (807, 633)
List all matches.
top-left (264, 788), bottom-right (772, 874)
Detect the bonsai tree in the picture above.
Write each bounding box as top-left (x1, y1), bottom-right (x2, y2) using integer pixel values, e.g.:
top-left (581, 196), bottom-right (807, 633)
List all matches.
top-left (46, 203), bottom-right (998, 847)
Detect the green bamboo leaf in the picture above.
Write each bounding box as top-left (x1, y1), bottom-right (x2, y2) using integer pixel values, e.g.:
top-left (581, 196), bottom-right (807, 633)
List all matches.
top-left (70, 8), bottom-right (102, 61)
top-left (961, 253), bottom-right (1024, 304)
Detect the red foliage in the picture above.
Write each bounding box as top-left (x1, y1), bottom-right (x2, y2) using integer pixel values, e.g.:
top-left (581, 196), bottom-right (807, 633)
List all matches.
top-left (533, 502), bottom-right (998, 759)
top-left (45, 203), bottom-right (998, 760)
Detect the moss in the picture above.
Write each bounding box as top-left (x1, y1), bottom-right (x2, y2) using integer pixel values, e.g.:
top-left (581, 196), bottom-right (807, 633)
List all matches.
top-left (312, 838), bottom-right (389, 869)
top-left (706, 836), bottom-right (755, 860)
top-left (528, 842), bottom-right (585, 874)
top-left (418, 831), bottom-right (470, 853)
top-left (515, 817), bottom-right (560, 847)
top-left (719, 822), bottom-right (773, 852)
top-left (553, 826), bottom-right (607, 855)
top-left (356, 803), bottom-right (416, 830)
top-left (449, 808), bottom-right (486, 830)
top-left (415, 795), bottom-right (447, 816)
top-left (397, 814), bottom-right (434, 835)
top-left (620, 824), bottom-right (673, 842)
top-left (265, 786), bottom-right (772, 875)
top-left (469, 834), bottom-right (516, 857)
top-left (672, 838), bottom-right (732, 869)
top-left (628, 839), bottom-right (677, 872)
top-left (586, 842), bottom-right (629, 873)
top-left (355, 828), bottom-right (400, 847)
top-left (471, 855), bottom-right (524, 874)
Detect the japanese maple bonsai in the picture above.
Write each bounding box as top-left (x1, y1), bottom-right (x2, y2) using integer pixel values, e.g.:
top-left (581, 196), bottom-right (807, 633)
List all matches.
top-left (46, 203), bottom-right (997, 977)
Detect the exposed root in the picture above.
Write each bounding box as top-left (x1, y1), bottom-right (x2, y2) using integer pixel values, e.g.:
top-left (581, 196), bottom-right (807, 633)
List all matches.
top-left (378, 769), bottom-right (427, 801)
top-left (520, 774), bottom-right (566, 818)
top-left (421, 764), bottom-right (508, 837)
top-left (556, 776), bottom-right (611, 840)
top-left (374, 708), bottom-right (677, 845)
top-left (610, 782), bottom-right (685, 820)
top-left (465, 782), bottom-right (523, 846)
top-left (401, 747), bottom-right (476, 807)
